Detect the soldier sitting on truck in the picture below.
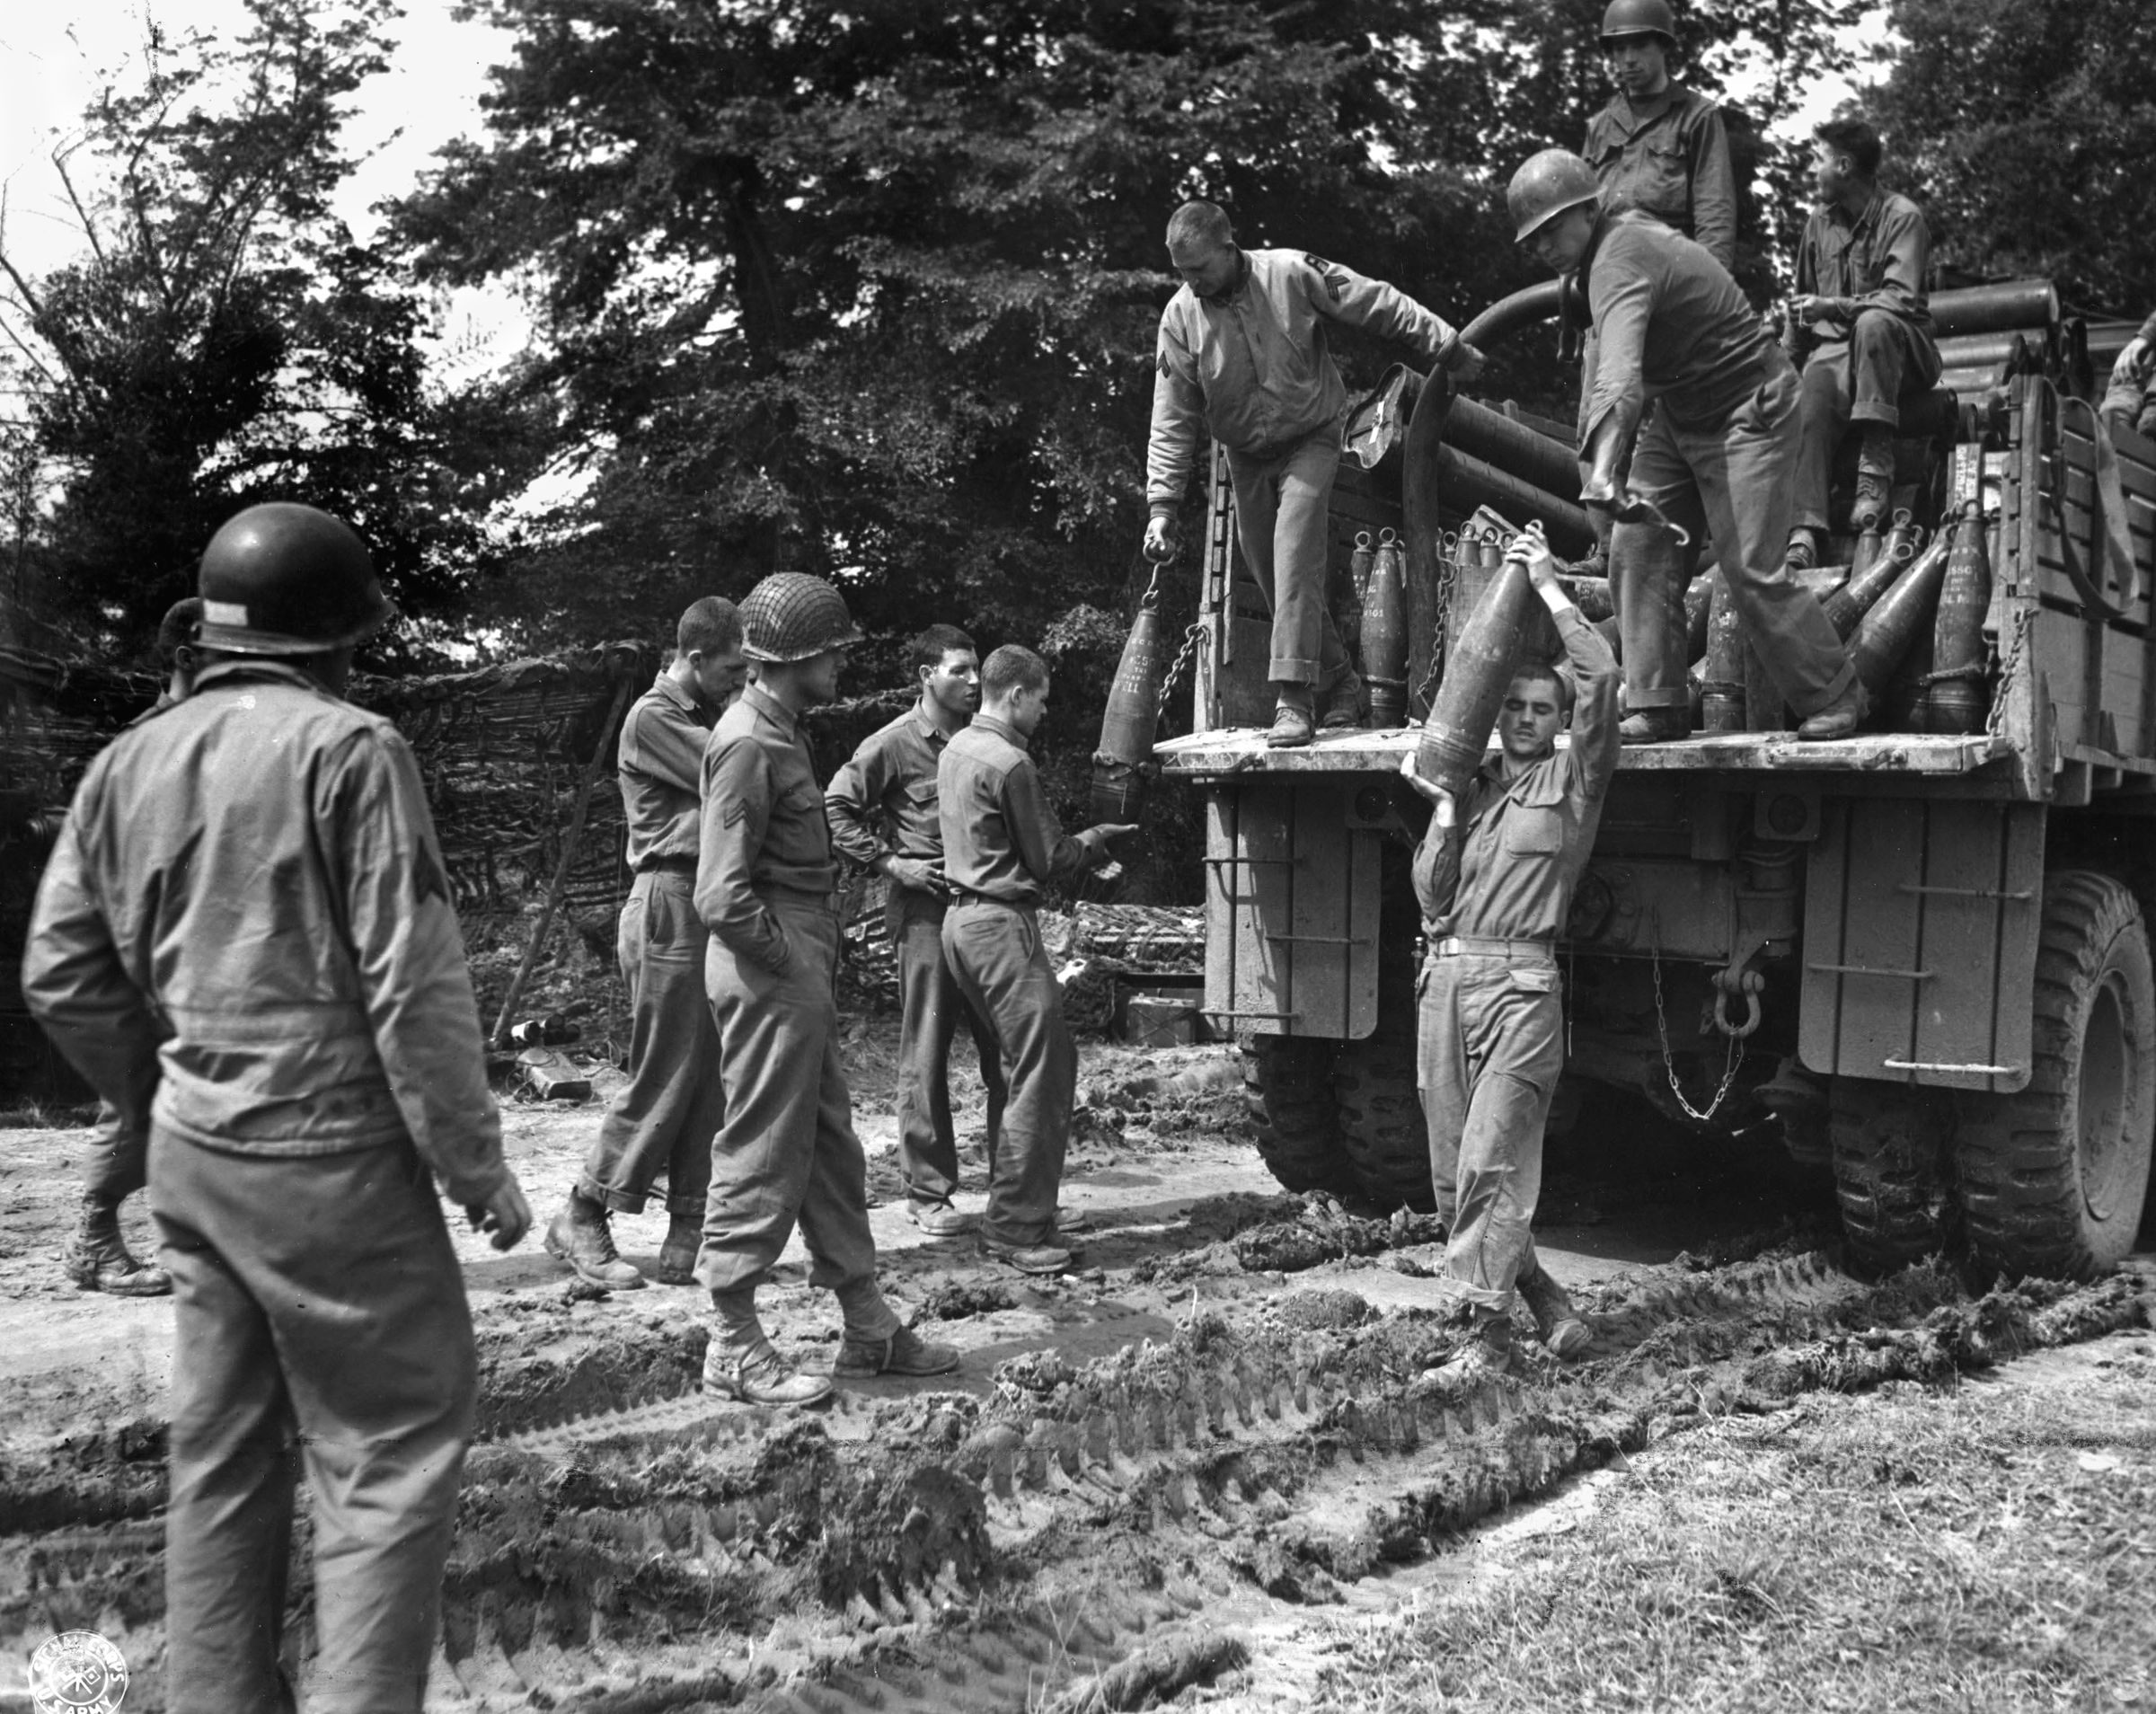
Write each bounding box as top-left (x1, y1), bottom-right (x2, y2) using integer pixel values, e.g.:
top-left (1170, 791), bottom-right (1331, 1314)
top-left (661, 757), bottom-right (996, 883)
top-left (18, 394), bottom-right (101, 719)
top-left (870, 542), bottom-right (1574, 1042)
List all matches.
top-left (1399, 530), bottom-right (1615, 1380)
top-left (1142, 199), bottom-right (1484, 748)
top-left (1783, 119), bottom-right (1941, 570)
top-left (1581, 0), bottom-right (1736, 270)
top-left (2100, 305), bottom-right (2156, 442)
top-left (1507, 148), bottom-right (1868, 742)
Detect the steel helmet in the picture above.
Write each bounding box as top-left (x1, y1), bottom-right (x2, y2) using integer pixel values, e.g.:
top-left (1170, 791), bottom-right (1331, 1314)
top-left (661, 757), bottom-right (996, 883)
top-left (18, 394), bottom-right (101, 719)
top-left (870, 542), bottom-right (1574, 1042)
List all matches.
top-left (1599, 0), bottom-right (1677, 43)
top-left (1507, 150), bottom-right (1604, 244)
top-left (738, 572), bottom-right (864, 663)
top-left (196, 503), bottom-right (390, 655)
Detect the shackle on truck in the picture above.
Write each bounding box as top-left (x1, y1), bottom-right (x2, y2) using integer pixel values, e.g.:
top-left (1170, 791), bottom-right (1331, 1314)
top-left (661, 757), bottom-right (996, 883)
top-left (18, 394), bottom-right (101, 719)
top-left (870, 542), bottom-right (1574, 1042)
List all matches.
top-left (1135, 275), bottom-right (2156, 1282)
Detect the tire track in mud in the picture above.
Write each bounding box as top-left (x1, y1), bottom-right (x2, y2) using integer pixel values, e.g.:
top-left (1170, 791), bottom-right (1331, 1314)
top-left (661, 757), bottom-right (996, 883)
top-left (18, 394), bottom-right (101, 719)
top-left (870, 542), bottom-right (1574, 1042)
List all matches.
top-left (4, 1253), bottom-right (2149, 1712)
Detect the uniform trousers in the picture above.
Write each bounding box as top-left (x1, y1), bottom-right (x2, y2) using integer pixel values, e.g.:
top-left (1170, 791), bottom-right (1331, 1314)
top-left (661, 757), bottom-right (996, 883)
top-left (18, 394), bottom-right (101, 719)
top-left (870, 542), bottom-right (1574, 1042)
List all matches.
top-left (1225, 426), bottom-right (1356, 688)
top-left (1792, 310), bottom-right (1942, 534)
top-left (1417, 950), bottom-right (1565, 1323)
top-left (941, 898), bottom-right (1074, 1249)
top-left (578, 867), bottom-right (722, 1216)
top-left (888, 884), bottom-right (1006, 1208)
top-left (83, 1100), bottom-right (147, 1207)
top-left (1629, 352), bottom-right (1856, 720)
top-left (152, 1127), bottom-right (474, 1714)
top-left (694, 896), bottom-right (889, 1324)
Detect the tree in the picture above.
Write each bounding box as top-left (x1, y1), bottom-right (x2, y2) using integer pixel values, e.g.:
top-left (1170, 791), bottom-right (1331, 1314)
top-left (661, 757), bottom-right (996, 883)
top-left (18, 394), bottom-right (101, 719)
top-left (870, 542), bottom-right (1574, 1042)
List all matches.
top-left (1866, 0), bottom-right (2156, 312)
top-left (0, 0), bottom-right (531, 663)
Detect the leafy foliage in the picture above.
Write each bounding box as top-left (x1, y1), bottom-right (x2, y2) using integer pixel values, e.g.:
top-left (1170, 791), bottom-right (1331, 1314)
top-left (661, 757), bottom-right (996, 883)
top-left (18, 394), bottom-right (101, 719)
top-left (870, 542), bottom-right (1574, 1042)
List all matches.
top-left (1866, 0), bottom-right (2156, 311)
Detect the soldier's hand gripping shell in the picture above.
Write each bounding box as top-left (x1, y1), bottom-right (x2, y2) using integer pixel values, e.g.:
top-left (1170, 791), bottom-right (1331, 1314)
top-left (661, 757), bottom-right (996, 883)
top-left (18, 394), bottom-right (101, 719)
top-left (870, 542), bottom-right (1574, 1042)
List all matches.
top-left (1397, 752), bottom-right (1455, 828)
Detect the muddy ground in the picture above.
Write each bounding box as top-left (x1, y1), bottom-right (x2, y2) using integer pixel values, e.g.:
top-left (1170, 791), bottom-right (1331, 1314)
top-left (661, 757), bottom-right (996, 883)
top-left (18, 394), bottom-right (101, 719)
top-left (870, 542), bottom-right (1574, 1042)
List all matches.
top-left (2, 1014), bottom-right (2152, 1712)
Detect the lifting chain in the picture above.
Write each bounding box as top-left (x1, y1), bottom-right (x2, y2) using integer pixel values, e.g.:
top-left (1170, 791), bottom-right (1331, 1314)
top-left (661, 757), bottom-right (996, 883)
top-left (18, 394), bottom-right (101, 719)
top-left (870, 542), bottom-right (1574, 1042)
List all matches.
top-left (1651, 939), bottom-right (1746, 1124)
top-left (1413, 528), bottom-right (1463, 713)
top-left (1984, 601), bottom-right (2036, 746)
top-left (1157, 620), bottom-right (1207, 717)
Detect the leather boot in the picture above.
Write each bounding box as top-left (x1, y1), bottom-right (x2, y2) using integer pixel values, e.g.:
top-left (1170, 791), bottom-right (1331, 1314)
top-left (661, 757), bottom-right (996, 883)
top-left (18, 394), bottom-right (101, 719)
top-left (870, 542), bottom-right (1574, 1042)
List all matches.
top-left (1425, 1318), bottom-right (1515, 1384)
top-left (1619, 707), bottom-right (1691, 744)
top-left (543, 1193), bottom-right (646, 1289)
top-left (702, 1342), bottom-right (833, 1407)
top-left (1797, 679), bottom-right (1870, 741)
top-left (834, 1324), bottom-right (962, 1379)
top-left (1318, 667), bottom-right (1365, 729)
top-left (1517, 1266), bottom-right (1593, 1359)
top-left (1851, 427), bottom-right (1895, 530)
top-left (1267, 684), bottom-right (1316, 748)
top-left (64, 1200), bottom-right (171, 1296)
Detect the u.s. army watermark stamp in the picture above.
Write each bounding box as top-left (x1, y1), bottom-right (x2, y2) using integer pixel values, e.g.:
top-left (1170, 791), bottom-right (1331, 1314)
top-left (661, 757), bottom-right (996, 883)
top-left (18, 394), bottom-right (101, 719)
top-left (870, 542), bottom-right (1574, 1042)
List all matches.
top-left (27, 1631), bottom-right (129, 1713)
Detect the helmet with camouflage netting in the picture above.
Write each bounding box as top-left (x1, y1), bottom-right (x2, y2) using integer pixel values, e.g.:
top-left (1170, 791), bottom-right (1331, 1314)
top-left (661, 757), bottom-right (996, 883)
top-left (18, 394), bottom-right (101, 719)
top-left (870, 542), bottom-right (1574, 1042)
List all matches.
top-left (738, 572), bottom-right (865, 663)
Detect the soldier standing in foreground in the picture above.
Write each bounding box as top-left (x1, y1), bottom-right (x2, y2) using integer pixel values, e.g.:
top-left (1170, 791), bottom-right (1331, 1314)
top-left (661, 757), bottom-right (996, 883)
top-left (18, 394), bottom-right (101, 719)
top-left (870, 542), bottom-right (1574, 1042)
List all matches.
top-left (695, 572), bottom-right (959, 1406)
top-left (825, 623), bottom-right (1008, 1236)
top-left (1143, 199), bottom-right (1482, 747)
top-left (64, 595), bottom-right (202, 1298)
top-left (24, 504), bottom-right (532, 1713)
top-left (1508, 148), bottom-right (1866, 742)
top-left (939, 645), bottom-right (1132, 1276)
top-left (1580, 0), bottom-right (1736, 269)
top-left (546, 597), bottom-right (748, 1289)
top-left (1400, 533), bottom-right (1617, 1381)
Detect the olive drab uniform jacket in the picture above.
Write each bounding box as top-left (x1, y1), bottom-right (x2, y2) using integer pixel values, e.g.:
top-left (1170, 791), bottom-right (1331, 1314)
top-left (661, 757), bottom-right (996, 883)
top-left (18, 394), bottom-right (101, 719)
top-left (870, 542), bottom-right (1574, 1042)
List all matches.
top-left (1413, 608), bottom-right (1623, 940)
top-left (694, 684), bottom-right (838, 975)
top-left (1146, 248), bottom-right (1456, 515)
top-left (1581, 84), bottom-right (1737, 271)
top-left (23, 660), bottom-right (510, 1206)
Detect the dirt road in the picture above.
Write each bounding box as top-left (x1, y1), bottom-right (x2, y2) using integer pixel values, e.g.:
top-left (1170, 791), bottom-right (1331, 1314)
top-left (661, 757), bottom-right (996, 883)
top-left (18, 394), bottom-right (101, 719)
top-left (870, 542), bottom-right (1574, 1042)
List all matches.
top-left (2, 1030), bottom-right (2150, 1711)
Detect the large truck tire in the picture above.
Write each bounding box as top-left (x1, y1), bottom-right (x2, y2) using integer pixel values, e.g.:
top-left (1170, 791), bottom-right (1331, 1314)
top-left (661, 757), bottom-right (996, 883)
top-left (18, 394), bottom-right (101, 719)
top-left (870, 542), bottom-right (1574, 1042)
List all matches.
top-left (1830, 1078), bottom-right (1956, 1276)
top-left (1242, 1036), bottom-right (1353, 1195)
top-left (1333, 1028), bottom-right (1436, 1213)
top-left (1953, 871), bottom-right (2156, 1279)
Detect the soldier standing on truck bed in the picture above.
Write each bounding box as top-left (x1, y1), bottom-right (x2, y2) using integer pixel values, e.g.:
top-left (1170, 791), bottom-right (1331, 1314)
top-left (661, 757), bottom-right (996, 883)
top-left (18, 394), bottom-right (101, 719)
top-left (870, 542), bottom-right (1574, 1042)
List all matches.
top-left (1581, 0), bottom-right (1736, 270)
top-left (1142, 199), bottom-right (1485, 748)
top-left (1783, 119), bottom-right (1942, 568)
top-left (825, 623), bottom-right (1009, 1237)
top-left (24, 503), bottom-right (534, 1713)
top-left (1507, 148), bottom-right (1869, 743)
top-left (694, 572), bottom-right (959, 1407)
top-left (64, 596), bottom-right (201, 1299)
top-left (545, 596), bottom-right (747, 1290)
top-left (938, 645), bottom-right (1134, 1275)
top-left (1399, 532), bottom-right (1616, 1381)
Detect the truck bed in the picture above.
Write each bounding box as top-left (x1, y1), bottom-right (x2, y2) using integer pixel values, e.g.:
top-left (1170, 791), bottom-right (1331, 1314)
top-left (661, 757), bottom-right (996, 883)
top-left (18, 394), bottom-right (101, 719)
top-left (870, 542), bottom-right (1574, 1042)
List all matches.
top-left (1155, 727), bottom-right (2012, 779)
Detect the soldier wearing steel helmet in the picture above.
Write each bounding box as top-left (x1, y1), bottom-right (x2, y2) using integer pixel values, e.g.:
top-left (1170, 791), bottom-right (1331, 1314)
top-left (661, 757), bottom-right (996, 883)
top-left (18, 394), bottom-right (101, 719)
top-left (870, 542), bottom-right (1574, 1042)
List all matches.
top-left (23, 502), bottom-right (531, 1713)
top-left (1507, 149), bottom-right (1866, 743)
top-left (694, 571), bottom-right (959, 1407)
top-left (1580, 0), bottom-right (1736, 271)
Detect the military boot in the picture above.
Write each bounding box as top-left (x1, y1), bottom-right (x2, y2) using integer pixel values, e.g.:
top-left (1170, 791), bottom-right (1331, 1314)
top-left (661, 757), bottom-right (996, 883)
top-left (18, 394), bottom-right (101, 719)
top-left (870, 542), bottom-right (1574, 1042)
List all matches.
top-left (64, 1201), bottom-right (171, 1297)
top-left (543, 1193), bottom-right (646, 1290)
top-left (1318, 667), bottom-right (1365, 730)
top-left (1267, 684), bottom-right (1316, 748)
top-left (654, 1214), bottom-right (702, 1286)
top-left (1851, 427), bottom-right (1895, 531)
top-left (702, 1341), bottom-right (833, 1408)
top-left (1797, 679), bottom-right (1870, 742)
top-left (834, 1324), bottom-right (962, 1380)
top-left (1425, 1319), bottom-right (1515, 1385)
top-left (1517, 1267), bottom-right (1592, 1359)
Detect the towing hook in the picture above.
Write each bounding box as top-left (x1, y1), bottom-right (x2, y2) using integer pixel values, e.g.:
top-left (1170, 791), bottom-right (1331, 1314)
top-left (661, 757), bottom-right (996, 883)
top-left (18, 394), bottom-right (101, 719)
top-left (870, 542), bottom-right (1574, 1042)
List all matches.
top-left (1713, 985), bottom-right (1763, 1039)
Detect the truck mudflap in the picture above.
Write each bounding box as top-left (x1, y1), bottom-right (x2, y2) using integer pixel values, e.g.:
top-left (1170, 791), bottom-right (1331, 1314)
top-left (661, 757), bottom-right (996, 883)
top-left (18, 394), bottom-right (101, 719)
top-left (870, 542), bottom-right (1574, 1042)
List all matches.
top-left (1202, 778), bottom-right (1383, 1041)
top-left (1799, 798), bottom-right (2044, 1092)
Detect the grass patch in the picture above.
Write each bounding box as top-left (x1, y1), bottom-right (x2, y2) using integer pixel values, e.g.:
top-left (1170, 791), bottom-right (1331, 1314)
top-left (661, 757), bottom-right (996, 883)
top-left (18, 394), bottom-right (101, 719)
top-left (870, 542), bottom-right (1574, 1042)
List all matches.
top-left (1309, 1338), bottom-right (2156, 1713)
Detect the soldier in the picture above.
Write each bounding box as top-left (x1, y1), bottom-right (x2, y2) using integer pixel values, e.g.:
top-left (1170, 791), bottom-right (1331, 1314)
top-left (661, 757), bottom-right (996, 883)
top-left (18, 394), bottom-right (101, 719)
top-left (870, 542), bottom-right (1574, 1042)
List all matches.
top-left (2101, 305), bottom-right (2156, 441)
top-left (1507, 148), bottom-right (1867, 742)
top-left (1784, 119), bottom-right (1942, 567)
top-left (64, 596), bottom-right (203, 1298)
top-left (1581, 0), bottom-right (1736, 270)
top-left (545, 597), bottom-right (747, 1289)
top-left (825, 623), bottom-right (1008, 1236)
top-left (696, 572), bottom-right (959, 1407)
top-left (24, 503), bottom-right (532, 1713)
top-left (1143, 199), bottom-right (1482, 748)
top-left (1399, 532), bottom-right (1616, 1380)
top-left (939, 645), bottom-right (1132, 1275)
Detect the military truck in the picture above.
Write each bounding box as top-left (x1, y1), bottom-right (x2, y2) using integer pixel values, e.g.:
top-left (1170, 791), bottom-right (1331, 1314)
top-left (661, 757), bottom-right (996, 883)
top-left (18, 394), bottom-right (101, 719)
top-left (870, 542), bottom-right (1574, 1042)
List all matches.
top-left (1153, 280), bottom-right (2156, 1279)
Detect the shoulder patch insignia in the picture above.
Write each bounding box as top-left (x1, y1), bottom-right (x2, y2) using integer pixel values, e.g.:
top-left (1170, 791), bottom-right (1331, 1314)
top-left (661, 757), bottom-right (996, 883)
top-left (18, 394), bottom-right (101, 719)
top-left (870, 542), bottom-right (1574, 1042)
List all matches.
top-left (721, 798), bottom-right (748, 826)
top-left (1304, 253), bottom-right (1348, 302)
top-left (413, 841), bottom-right (450, 906)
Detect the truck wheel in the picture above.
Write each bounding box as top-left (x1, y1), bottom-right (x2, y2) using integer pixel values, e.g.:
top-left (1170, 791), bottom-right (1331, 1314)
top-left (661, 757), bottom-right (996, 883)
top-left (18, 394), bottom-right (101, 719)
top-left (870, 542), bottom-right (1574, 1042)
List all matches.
top-left (1954, 871), bottom-right (2156, 1279)
top-left (1334, 1028), bottom-right (1435, 1213)
top-left (1829, 1078), bottom-right (1956, 1276)
top-left (1243, 1036), bottom-right (1353, 1195)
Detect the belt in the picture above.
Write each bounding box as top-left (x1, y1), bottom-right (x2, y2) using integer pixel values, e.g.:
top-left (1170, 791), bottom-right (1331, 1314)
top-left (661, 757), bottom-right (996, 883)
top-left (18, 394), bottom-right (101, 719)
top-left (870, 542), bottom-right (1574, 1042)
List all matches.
top-left (638, 855), bottom-right (698, 874)
top-left (1433, 935), bottom-right (1555, 960)
top-left (950, 890), bottom-right (1032, 909)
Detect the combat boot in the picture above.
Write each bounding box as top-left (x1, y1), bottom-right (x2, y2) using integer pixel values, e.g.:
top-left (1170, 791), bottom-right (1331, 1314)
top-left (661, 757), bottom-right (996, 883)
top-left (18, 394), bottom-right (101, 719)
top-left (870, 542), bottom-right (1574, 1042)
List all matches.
top-left (906, 1199), bottom-right (973, 1238)
top-left (1797, 680), bottom-right (1870, 742)
top-left (1517, 1267), bottom-right (1593, 1359)
top-left (543, 1193), bottom-right (646, 1290)
top-left (1618, 708), bottom-right (1690, 744)
top-left (1318, 667), bottom-right (1365, 730)
top-left (702, 1342), bottom-right (832, 1408)
top-left (980, 1235), bottom-right (1075, 1276)
top-left (1266, 684), bottom-right (1316, 749)
top-left (834, 1324), bottom-right (962, 1380)
top-left (1851, 428), bottom-right (1895, 531)
top-left (654, 1213), bottom-right (702, 1286)
top-left (1425, 1320), bottom-right (1515, 1385)
top-left (64, 1201), bottom-right (170, 1297)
